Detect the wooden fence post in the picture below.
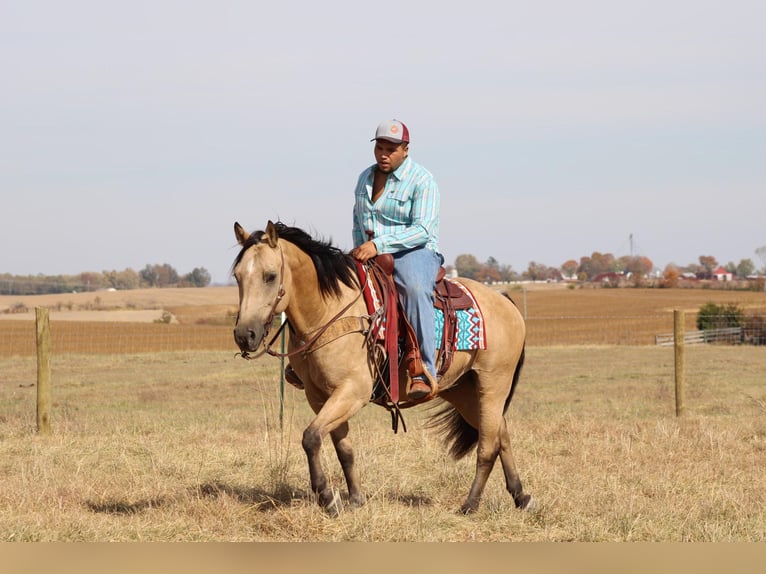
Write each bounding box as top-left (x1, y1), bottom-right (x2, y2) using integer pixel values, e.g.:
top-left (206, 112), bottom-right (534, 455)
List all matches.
top-left (674, 309), bottom-right (685, 417)
top-left (36, 307), bottom-right (52, 435)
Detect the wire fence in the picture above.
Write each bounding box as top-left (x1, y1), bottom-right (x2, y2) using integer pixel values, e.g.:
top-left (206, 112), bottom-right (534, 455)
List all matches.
top-left (0, 321), bottom-right (233, 357)
top-left (0, 312), bottom-right (716, 359)
top-left (4, 309), bottom-right (765, 359)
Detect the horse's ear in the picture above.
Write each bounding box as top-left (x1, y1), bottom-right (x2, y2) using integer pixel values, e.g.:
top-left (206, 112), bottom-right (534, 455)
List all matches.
top-left (264, 220), bottom-right (279, 248)
top-left (234, 222), bottom-right (249, 246)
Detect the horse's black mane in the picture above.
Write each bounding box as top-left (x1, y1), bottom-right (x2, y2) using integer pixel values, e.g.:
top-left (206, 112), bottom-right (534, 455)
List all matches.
top-left (233, 222), bottom-right (359, 298)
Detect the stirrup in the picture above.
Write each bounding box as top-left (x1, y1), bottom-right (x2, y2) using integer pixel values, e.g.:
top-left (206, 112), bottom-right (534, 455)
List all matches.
top-left (284, 365), bottom-right (305, 390)
top-left (407, 377), bottom-right (431, 401)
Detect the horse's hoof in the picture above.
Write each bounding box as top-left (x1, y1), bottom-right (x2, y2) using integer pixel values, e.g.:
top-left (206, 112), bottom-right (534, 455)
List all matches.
top-left (320, 489), bottom-right (342, 517)
top-left (459, 502), bottom-right (479, 515)
top-left (349, 493), bottom-right (367, 509)
top-left (516, 494), bottom-right (537, 512)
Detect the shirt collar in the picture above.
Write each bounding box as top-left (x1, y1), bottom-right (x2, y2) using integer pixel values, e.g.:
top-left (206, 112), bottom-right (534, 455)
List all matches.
top-left (369, 156), bottom-right (412, 181)
top-left (391, 156), bottom-right (412, 180)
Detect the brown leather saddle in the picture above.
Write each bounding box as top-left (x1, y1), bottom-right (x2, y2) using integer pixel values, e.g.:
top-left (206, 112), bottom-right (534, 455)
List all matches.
top-left (360, 254), bottom-right (476, 402)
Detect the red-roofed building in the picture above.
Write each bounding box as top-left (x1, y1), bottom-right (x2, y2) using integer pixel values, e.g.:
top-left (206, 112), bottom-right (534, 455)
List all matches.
top-left (712, 267), bottom-right (733, 281)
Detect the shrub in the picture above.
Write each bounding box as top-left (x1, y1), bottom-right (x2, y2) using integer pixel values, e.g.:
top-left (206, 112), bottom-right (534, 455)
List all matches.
top-left (697, 302), bottom-right (744, 331)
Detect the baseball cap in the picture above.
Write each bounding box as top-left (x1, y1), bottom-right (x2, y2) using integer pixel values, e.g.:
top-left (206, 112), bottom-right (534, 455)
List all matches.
top-left (371, 119), bottom-right (410, 143)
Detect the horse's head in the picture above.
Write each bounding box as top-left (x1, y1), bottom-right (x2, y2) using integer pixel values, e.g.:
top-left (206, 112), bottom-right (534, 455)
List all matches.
top-left (232, 220), bottom-right (287, 355)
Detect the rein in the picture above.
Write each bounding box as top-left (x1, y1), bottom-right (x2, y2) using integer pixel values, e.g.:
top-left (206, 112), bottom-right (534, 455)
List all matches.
top-left (262, 290), bottom-right (365, 359)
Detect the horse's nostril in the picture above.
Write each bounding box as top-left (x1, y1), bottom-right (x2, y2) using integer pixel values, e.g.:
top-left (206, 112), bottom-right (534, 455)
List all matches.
top-left (247, 329), bottom-right (257, 342)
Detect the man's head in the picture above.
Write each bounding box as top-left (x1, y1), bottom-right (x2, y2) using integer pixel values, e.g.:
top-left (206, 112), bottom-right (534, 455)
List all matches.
top-left (372, 119), bottom-right (409, 173)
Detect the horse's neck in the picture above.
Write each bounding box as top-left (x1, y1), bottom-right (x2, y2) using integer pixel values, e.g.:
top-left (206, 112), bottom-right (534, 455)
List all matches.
top-left (282, 246), bottom-right (362, 337)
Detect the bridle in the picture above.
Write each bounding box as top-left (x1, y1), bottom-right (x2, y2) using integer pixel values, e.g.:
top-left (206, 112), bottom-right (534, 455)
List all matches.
top-left (235, 245), bottom-right (286, 361)
top-left (236, 244), bottom-right (364, 361)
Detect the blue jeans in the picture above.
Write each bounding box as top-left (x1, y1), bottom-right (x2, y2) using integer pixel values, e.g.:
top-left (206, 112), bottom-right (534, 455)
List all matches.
top-left (392, 247), bottom-right (443, 380)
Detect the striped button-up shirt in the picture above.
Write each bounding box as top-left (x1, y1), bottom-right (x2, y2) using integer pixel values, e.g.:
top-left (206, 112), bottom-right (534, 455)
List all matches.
top-left (352, 157), bottom-right (440, 255)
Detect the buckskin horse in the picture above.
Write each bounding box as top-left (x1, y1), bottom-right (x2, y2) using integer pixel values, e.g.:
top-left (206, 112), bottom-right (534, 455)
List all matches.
top-left (232, 220), bottom-right (533, 515)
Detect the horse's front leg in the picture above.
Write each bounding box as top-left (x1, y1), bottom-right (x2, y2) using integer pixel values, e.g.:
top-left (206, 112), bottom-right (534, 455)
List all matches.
top-left (331, 422), bottom-right (366, 508)
top-left (302, 389), bottom-right (367, 516)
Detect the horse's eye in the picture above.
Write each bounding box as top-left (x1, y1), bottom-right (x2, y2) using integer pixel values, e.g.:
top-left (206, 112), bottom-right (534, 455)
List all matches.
top-left (263, 272), bottom-right (277, 284)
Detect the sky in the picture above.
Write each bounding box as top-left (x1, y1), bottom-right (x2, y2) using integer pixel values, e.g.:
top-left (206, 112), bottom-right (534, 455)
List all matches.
top-left (2, 0), bottom-right (765, 285)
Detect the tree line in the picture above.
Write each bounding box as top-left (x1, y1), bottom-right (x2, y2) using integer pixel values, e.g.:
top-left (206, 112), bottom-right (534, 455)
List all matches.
top-left (4, 246), bottom-right (764, 296)
top-left (453, 251), bottom-right (765, 285)
top-left (1, 264), bottom-right (211, 296)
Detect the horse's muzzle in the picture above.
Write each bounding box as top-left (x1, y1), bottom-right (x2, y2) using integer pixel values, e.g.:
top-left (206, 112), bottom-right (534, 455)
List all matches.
top-left (233, 323), bottom-right (264, 353)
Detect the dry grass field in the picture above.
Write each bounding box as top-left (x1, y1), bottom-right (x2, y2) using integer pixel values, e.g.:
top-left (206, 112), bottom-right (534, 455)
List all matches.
top-left (1, 285), bottom-right (765, 541)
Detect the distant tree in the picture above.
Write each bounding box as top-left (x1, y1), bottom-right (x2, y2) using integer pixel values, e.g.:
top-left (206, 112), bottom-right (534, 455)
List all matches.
top-left (735, 259), bottom-right (755, 278)
top-left (184, 267), bottom-right (212, 287)
top-left (661, 264), bottom-right (681, 288)
top-left (698, 255), bottom-right (718, 279)
top-left (454, 254), bottom-right (481, 279)
top-left (140, 264), bottom-right (160, 287)
top-left (524, 261), bottom-right (560, 282)
top-left (79, 272), bottom-right (106, 291)
top-left (577, 252), bottom-right (616, 280)
top-left (104, 268), bottom-right (140, 290)
top-left (621, 256), bottom-right (654, 280)
top-left (155, 263), bottom-right (179, 287)
top-left (475, 257), bottom-right (501, 283)
top-left (139, 263), bottom-right (179, 287)
top-left (560, 259), bottom-right (578, 279)
top-left (683, 262), bottom-right (704, 278)
top-left (498, 264), bottom-right (518, 282)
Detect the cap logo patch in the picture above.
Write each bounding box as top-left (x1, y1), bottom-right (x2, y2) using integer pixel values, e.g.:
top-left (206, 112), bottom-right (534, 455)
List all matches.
top-left (390, 126), bottom-right (399, 134)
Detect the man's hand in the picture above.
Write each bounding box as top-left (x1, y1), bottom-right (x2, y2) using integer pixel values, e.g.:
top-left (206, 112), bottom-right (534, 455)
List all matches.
top-left (351, 240), bottom-right (378, 263)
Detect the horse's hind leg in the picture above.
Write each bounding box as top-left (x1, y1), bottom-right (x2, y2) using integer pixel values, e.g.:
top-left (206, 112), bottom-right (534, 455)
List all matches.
top-left (460, 423), bottom-right (500, 514)
top-left (330, 422), bottom-right (366, 508)
top-left (499, 417), bottom-right (533, 510)
top-left (448, 374), bottom-right (530, 514)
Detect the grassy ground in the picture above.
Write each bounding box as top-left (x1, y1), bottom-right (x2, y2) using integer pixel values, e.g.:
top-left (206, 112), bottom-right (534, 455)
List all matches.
top-left (1, 345), bottom-right (765, 541)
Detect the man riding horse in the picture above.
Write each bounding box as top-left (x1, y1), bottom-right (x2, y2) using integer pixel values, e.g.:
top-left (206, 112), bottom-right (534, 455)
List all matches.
top-left (349, 119), bottom-right (442, 400)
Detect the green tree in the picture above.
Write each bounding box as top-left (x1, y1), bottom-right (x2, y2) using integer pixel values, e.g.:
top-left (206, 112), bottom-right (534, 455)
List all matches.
top-left (184, 267), bottom-right (212, 287)
top-left (735, 259), bottom-right (755, 278)
top-left (454, 254), bottom-right (481, 279)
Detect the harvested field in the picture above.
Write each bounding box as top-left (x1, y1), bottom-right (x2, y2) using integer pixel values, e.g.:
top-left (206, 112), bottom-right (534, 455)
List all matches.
top-left (511, 285), bottom-right (766, 345)
top-left (2, 285), bottom-right (765, 354)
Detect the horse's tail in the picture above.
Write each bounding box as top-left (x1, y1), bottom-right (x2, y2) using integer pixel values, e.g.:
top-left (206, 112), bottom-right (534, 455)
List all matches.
top-left (428, 396), bottom-right (478, 461)
top-left (502, 291), bottom-right (526, 410)
top-left (429, 344), bottom-right (526, 460)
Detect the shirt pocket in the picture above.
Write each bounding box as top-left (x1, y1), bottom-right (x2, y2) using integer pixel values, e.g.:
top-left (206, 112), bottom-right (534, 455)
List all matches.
top-left (382, 187), bottom-right (412, 223)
